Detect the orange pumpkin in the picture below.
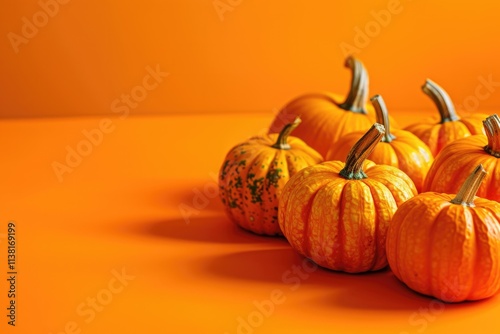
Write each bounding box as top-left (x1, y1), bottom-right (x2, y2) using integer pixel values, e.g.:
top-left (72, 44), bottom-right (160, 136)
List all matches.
top-left (219, 118), bottom-right (323, 236)
top-left (387, 165), bottom-right (500, 302)
top-left (268, 56), bottom-right (398, 156)
top-left (405, 79), bottom-right (487, 156)
top-left (278, 124), bottom-right (417, 273)
top-left (423, 114), bottom-right (500, 201)
top-left (326, 95), bottom-right (433, 192)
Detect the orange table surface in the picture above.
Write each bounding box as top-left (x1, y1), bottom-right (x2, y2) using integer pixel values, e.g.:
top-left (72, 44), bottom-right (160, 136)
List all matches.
top-left (0, 111), bottom-right (499, 334)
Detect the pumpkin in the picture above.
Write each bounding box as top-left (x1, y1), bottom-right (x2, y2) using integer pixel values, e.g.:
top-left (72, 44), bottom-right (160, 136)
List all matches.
top-left (423, 114), bottom-right (500, 201)
top-left (278, 123), bottom-right (417, 273)
top-left (387, 164), bottom-right (500, 302)
top-left (404, 79), bottom-right (487, 156)
top-left (268, 56), bottom-right (398, 156)
top-left (218, 118), bottom-right (323, 236)
top-left (326, 95), bottom-right (433, 192)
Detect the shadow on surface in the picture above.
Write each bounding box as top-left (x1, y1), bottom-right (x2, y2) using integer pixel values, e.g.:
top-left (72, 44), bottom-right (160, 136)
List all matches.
top-left (200, 247), bottom-right (495, 311)
top-left (134, 215), bottom-right (288, 245)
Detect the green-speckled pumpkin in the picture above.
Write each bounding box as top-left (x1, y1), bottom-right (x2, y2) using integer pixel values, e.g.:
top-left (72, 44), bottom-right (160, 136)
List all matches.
top-left (219, 118), bottom-right (323, 235)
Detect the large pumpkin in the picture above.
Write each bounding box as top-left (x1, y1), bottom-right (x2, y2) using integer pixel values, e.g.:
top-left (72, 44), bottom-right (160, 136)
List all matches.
top-left (219, 118), bottom-right (323, 236)
top-left (279, 124), bottom-right (417, 273)
top-left (326, 95), bottom-right (433, 192)
top-left (423, 114), bottom-right (500, 201)
top-left (268, 56), bottom-right (398, 156)
top-left (404, 79), bottom-right (487, 156)
top-left (387, 165), bottom-right (500, 302)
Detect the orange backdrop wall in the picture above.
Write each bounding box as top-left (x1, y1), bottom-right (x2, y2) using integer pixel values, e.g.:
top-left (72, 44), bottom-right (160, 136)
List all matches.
top-left (1, 0), bottom-right (500, 118)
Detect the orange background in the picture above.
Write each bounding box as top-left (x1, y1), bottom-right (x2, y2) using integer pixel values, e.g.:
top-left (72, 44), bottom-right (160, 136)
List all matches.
top-left (1, 0), bottom-right (500, 118)
top-left (1, 1), bottom-right (500, 334)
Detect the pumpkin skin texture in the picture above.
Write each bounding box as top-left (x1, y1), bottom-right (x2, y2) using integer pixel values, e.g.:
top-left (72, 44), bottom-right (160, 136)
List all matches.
top-left (387, 165), bottom-right (500, 302)
top-left (423, 114), bottom-right (500, 201)
top-left (326, 95), bottom-right (433, 192)
top-left (268, 56), bottom-right (398, 156)
top-left (219, 118), bottom-right (323, 236)
top-left (404, 79), bottom-right (487, 156)
top-left (279, 124), bottom-right (417, 273)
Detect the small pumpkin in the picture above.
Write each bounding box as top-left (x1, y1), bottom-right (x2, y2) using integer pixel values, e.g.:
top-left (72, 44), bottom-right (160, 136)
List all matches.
top-left (404, 79), bottom-right (487, 156)
top-left (268, 56), bottom-right (398, 156)
top-left (326, 95), bottom-right (433, 192)
top-left (387, 164), bottom-right (500, 302)
top-left (219, 118), bottom-right (323, 236)
top-left (278, 123), bottom-right (417, 273)
top-left (423, 114), bottom-right (500, 201)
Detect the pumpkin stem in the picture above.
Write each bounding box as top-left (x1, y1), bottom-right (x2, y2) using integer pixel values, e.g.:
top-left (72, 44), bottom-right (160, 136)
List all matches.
top-left (450, 164), bottom-right (487, 206)
top-left (371, 95), bottom-right (396, 143)
top-left (339, 123), bottom-right (385, 180)
top-left (422, 79), bottom-right (459, 123)
top-left (338, 56), bottom-right (369, 114)
top-left (271, 117), bottom-right (301, 150)
top-left (483, 114), bottom-right (500, 158)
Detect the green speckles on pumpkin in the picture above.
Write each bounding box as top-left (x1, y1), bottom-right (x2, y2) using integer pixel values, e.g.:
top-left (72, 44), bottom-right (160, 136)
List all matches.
top-left (247, 177), bottom-right (265, 203)
top-left (234, 176), bottom-right (242, 188)
top-left (220, 160), bottom-right (230, 180)
top-left (229, 200), bottom-right (239, 208)
top-left (266, 168), bottom-right (282, 189)
top-left (238, 160), bottom-right (246, 167)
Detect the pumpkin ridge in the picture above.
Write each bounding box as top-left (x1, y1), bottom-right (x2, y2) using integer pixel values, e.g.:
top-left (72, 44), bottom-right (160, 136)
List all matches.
top-left (467, 206), bottom-right (483, 299)
top-left (261, 150), bottom-right (288, 233)
top-left (427, 203), bottom-right (452, 298)
top-left (444, 205), bottom-right (468, 300)
top-left (343, 181), bottom-right (370, 271)
top-left (306, 179), bottom-right (343, 269)
top-left (242, 148), bottom-right (276, 232)
top-left (391, 200), bottom-right (420, 281)
top-left (361, 179), bottom-right (386, 271)
top-left (487, 160), bottom-right (500, 199)
top-left (301, 186), bottom-right (324, 259)
top-left (336, 181), bottom-right (348, 270)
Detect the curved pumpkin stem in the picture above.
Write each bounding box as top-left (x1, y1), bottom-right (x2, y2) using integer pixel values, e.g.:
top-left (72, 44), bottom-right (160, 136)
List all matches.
top-left (339, 123), bottom-right (385, 180)
top-left (338, 56), bottom-right (369, 114)
top-left (483, 114), bottom-right (500, 158)
top-left (450, 164), bottom-right (487, 206)
top-left (371, 95), bottom-right (395, 143)
top-left (422, 79), bottom-right (459, 123)
top-left (271, 117), bottom-right (301, 150)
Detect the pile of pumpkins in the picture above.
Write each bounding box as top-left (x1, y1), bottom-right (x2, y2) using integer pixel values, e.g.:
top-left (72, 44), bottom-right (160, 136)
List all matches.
top-left (218, 56), bottom-right (500, 303)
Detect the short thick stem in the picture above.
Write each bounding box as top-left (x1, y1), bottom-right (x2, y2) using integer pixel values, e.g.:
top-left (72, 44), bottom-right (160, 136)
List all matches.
top-left (371, 95), bottom-right (395, 143)
top-left (483, 114), bottom-right (500, 157)
top-left (338, 56), bottom-right (369, 114)
top-left (339, 123), bottom-right (385, 180)
top-left (450, 164), bottom-right (487, 206)
top-left (422, 79), bottom-right (459, 123)
top-left (271, 117), bottom-right (301, 150)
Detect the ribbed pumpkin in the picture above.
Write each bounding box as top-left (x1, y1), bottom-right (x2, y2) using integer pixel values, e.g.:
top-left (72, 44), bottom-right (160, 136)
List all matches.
top-left (423, 114), bottom-right (500, 201)
top-left (219, 118), bottom-right (323, 236)
top-left (278, 124), bottom-right (417, 273)
top-left (326, 95), bottom-right (433, 192)
top-left (405, 79), bottom-right (487, 156)
top-left (268, 56), bottom-right (398, 156)
top-left (387, 165), bottom-right (500, 302)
